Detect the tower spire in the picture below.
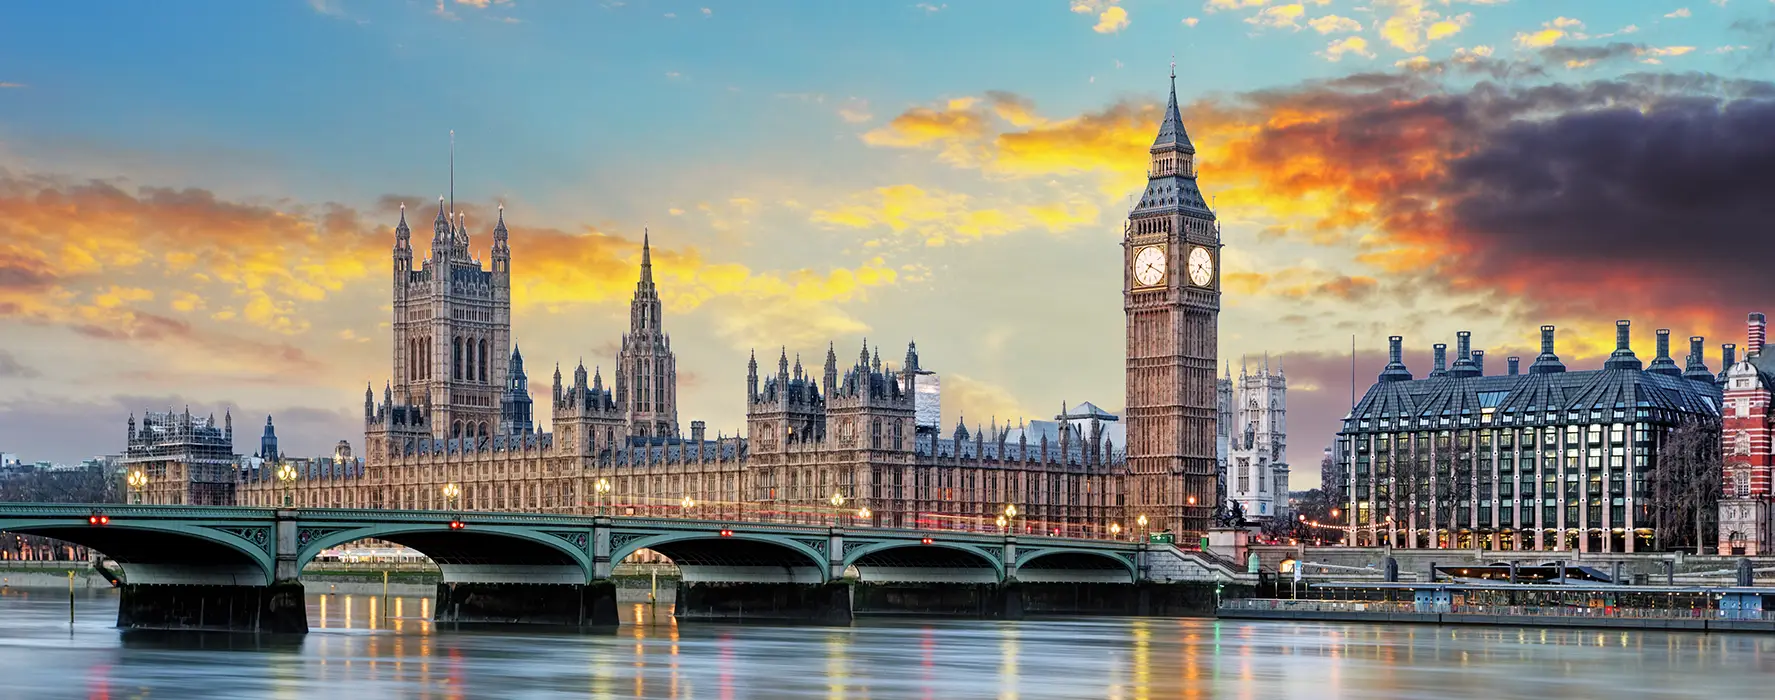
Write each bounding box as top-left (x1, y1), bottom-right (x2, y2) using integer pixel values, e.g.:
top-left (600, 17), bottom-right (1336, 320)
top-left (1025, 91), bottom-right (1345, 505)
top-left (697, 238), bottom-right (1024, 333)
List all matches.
top-left (640, 228), bottom-right (653, 285)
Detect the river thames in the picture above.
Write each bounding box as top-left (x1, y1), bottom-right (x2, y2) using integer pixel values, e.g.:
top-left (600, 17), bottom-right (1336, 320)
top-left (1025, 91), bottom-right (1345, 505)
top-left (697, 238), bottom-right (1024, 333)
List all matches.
top-left (0, 588), bottom-right (1770, 699)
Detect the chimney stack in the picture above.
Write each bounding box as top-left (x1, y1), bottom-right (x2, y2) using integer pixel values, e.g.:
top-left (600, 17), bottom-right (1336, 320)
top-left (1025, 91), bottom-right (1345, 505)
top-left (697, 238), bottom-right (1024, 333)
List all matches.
top-left (1472, 350), bottom-right (1486, 376)
top-left (1684, 335), bottom-right (1713, 382)
top-left (691, 420), bottom-right (706, 442)
top-left (1431, 343), bottom-right (1448, 377)
top-left (1648, 329), bottom-right (1682, 377)
top-left (1450, 331), bottom-right (1481, 378)
top-left (1750, 313), bottom-right (1767, 357)
top-left (1530, 325), bottom-right (1566, 374)
top-left (1721, 343), bottom-right (1738, 383)
top-left (1604, 320), bottom-right (1643, 371)
top-left (1507, 356), bottom-right (1521, 376)
top-left (1380, 335), bottom-right (1414, 382)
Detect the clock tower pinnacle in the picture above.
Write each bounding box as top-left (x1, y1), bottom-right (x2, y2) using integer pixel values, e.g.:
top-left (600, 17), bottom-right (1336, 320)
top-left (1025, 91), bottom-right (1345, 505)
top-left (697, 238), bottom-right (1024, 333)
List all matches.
top-left (1123, 65), bottom-right (1221, 538)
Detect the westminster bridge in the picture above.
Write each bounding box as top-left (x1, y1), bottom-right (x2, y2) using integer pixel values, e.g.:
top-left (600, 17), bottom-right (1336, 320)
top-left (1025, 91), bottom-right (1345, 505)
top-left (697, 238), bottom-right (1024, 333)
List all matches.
top-left (0, 504), bottom-right (1246, 633)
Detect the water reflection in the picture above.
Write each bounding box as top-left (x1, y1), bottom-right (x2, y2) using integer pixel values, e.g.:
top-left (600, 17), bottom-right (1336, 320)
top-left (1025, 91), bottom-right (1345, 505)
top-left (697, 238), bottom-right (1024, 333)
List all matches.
top-left (2, 588), bottom-right (1774, 699)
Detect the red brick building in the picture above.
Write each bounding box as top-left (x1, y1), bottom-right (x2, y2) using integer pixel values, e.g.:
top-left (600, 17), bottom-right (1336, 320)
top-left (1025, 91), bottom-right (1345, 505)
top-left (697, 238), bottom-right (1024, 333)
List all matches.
top-left (1719, 313), bottom-right (1774, 555)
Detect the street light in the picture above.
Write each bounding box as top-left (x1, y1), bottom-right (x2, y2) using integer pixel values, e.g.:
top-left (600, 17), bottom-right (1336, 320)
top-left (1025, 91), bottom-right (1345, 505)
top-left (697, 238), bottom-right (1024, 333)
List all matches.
top-left (595, 478), bottom-right (612, 517)
top-left (443, 482), bottom-right (461, 510)
top-left (127, 470), bottom-right (146, 505)
top-left (830, 492), bottom-right (846, 528)
top-left (996, 515), bottom-right (1008, 532)
top-left (856, 506), bottom-right (872, 524)
top-left (275, 461), bottom-right (297, 507)
top-left (681, 496), bottom-right (695, 515)
top-left (1110, 522), bottom-right (1123, 539)
top-left (1003, 504), bottom-right (1018, 534)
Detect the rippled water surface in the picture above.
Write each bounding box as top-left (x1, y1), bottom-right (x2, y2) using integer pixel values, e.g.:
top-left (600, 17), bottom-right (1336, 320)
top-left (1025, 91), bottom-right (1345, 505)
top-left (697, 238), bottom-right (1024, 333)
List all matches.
top-left (0, 588), bottom-right (1769, 699)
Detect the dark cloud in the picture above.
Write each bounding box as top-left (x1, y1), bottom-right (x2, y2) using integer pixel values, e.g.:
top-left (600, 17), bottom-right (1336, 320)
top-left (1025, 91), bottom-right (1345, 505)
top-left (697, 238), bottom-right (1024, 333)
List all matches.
top-left (0, 350), bottom-right (38, 378)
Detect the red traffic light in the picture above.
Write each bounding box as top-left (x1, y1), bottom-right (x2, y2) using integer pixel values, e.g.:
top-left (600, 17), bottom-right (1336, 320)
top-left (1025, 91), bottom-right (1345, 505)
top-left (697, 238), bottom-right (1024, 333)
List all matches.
top-left (88, 512), bottom-right (109, 526)
top-left (719, 529), bottom-right (733, 537)
top-left (448, 520), bottom-right (465, 530)
top-left (920, 537), bottom-right (934, 545)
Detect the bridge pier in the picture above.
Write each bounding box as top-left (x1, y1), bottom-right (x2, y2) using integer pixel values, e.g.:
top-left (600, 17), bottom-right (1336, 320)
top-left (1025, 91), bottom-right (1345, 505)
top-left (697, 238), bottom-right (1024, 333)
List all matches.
top-left (117, 580), bottom-right (308, 634)
top-left (674, 581), bottom-right (853, 625)
top-left (433, 581), bottom-right (619, 627)
top-left (849, 582), bottom-right (1026, 619)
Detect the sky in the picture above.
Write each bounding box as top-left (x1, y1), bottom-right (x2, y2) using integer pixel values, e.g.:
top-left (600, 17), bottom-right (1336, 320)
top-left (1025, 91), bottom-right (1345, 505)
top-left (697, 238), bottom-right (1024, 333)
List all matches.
top-left (2, 1), bottom-right (1773, 485)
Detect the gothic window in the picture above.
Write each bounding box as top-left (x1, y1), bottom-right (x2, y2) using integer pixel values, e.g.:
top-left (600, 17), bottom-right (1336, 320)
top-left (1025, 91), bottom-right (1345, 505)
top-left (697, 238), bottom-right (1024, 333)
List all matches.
top-left (872, 419), bottom-right (883, 449)
top-left (479, 339), bottom-right (488, 382)
top-left (452, 337), bottom-right (462, 380)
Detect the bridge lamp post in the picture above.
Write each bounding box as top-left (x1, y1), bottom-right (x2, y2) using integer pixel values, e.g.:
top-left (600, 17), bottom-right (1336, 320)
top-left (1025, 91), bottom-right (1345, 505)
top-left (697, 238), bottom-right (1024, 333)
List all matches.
top-left (276, 462), bottom-right (297, 508)
top-left (996, 515), bottom-right (1007, 533)
top-left (680, 496), bottom-right (695, 517)
top-left (126, 470), bottom-right (146, 505)
top-left (595, 478), bottom-right (612, 517)
top-left (1137, 514), bottom-right (1148, 539)
top-left (856, 506), bottom-right (872, 527)
top-left (1004, 505), bottom-right (1018, 534)
top-left (1110, 522), bottom-right (1122, 540)
top-left (443, 482), bottom-right (461, 510)
top-left (829, 492), bottom-right (845, 528)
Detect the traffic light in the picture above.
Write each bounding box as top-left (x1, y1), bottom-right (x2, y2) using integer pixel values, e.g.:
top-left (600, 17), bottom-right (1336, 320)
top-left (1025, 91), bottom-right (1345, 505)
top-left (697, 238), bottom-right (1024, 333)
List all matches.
top-left (88, 510), bottom-right (109, 526)
top-left (718, 529), bottom-right (734, 537)
top-left (920, 537), bottom-right (934, 545)
top-left (448, 520), bottom-right (465, 530)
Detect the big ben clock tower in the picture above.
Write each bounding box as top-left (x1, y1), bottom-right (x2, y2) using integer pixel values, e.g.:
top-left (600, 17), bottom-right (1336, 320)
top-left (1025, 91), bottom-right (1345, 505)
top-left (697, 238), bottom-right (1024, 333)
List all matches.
top-left (1124, 63), bottom-right (1220, 538)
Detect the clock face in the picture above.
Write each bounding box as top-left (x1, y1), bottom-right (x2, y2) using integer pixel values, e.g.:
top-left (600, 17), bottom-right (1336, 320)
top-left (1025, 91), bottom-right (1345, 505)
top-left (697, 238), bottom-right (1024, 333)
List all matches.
top-left (1133, 246), bottom-right (1167, 287)
top-left (1187, 246), bottom-right (1214, 287)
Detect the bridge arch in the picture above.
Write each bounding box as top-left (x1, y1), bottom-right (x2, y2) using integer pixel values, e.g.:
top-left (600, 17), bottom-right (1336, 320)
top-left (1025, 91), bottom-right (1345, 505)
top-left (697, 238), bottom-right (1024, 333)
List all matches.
top-left (613, 531), bottom-right (829, 583)
top-left (841, 541), bottom-right (1005, 583)
top-left (0, 517), bottom-right (275, 585)
top-left (297, 524), bottom-right (593, 585)
top-left (1015, 548), bottom-right (1138, 584)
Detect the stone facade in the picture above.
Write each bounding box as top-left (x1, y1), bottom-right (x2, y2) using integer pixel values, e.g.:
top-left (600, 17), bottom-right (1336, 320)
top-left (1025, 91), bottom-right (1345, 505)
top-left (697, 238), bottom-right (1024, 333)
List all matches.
top-left (1221, 358), bottom-right (1288, 520)
top-left (1719, 313), bottom-right (1774, 555)
top-left (228, 72), bottom-right (1213, 541)
top-left (1122, 65), bottom-right (1221, 537)
top-left (124, 409), bottom-right (237, 506)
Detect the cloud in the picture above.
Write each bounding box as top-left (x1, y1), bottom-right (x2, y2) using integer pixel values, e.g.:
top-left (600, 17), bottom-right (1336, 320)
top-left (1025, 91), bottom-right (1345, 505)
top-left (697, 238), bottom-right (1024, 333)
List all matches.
top-left (1308, 14), bottom-right (1362, 34)
top-left (1183, 17), bottom-right (1201, 27)
top-left (1071, 0), bottom-right (1129, 33)
top-left (1376, 0), bottom-right (1472, 53)
top-left (702, 7), bottom-right (713, 16)
top-left (915, 3), bottom-right (947, 12)
top-left (810, 184), bottom-right (1099, 246)
top-left (1516, 17), bottom-right (1585, 48)
top-left (0, 83), bottom-right (25, 89)
top-left (1665, 8), bottom-right (1691, 18)
top-left (836, 98), bottom-right (874, 124)
top-left (1247, 4), bottom-right (1306, 30)
top-left (1204, 0), bottom-right (1271, 10)
top-left (0, 350), bottom-right (38, 379)
top-left (1321, 36), bottom-right (1376, 61)
top-left (940, 374), bottom-right (1029, 430)
top-left (454, 0), bottom-right (512, 7)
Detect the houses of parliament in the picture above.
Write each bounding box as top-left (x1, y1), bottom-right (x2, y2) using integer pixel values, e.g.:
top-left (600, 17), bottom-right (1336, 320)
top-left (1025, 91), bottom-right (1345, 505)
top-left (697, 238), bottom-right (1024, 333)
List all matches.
top-left (223, 71), bottom-right (1224, 539)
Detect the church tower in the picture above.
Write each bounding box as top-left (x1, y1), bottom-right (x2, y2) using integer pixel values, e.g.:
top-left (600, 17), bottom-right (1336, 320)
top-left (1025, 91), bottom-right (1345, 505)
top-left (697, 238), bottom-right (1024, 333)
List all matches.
top-left (615, 231), bottom-right (680, 438)
top-left (1123, 63), bottom-right (1221, 537)
top-left (388, 144), bottom-right (513, 441)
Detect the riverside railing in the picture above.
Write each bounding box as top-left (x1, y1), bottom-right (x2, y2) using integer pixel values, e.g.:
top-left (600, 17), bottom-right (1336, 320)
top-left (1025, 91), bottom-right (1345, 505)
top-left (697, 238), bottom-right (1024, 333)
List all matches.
top-left (1220, 597), bottom-right (1775, 622)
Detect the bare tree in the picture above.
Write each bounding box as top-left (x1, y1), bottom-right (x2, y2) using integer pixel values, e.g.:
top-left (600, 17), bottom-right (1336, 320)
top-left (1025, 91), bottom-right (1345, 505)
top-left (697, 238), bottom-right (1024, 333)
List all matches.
top-left (1650, 422), bottom-right (1722, 554)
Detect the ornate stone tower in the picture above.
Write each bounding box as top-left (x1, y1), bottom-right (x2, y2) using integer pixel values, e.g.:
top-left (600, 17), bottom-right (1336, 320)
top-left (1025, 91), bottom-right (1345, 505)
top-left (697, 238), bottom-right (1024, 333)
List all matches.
top-left (389, 193), bottom-right (512, 441)
top-left (616, 231), bottom-right (680, 439)
top-left (1123, 64), bottom-right (1221, 537)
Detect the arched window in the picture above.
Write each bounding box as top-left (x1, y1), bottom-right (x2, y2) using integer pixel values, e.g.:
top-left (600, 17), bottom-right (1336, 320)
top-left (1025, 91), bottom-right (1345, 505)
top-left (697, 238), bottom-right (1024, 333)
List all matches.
top-left (479, 421), bottom-right (489, 440)
top-left (479, 339), bottom-right (489, 382)
top-left (1736, 469), bottom-right (1752, 497)
top-left (453, 337), bottom-right (463, 380)
top-left (452, 421), bottom-right (463, 438)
